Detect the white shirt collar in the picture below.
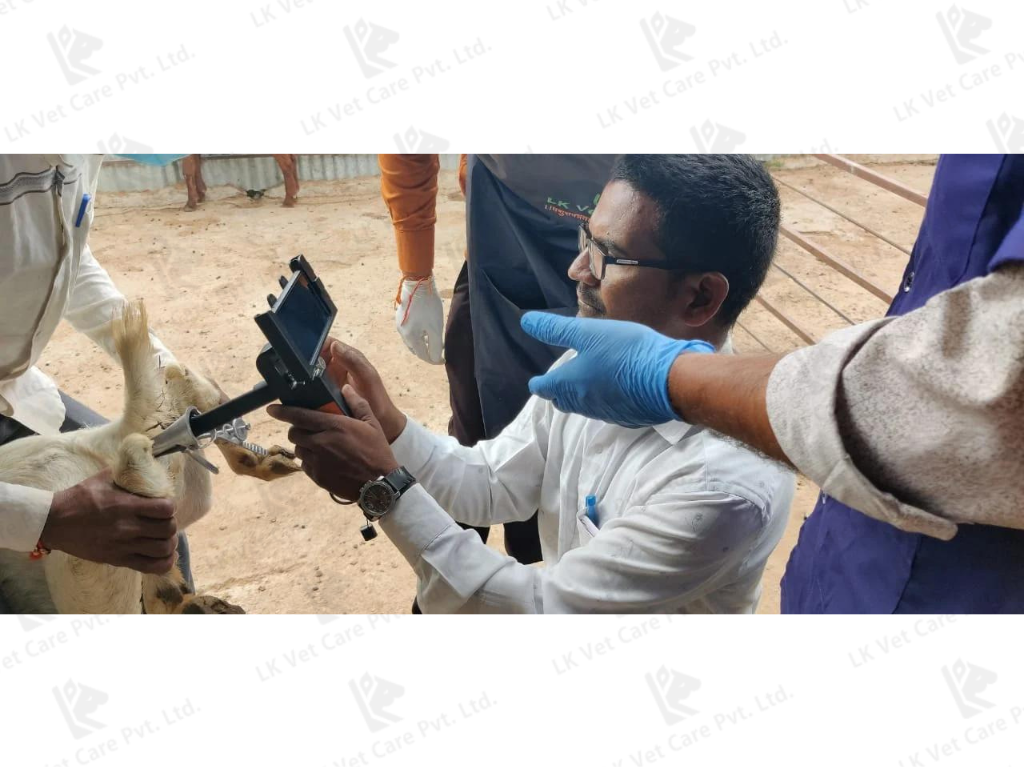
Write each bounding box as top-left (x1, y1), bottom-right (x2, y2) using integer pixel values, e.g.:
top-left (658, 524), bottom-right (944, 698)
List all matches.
top-left (651, 420), bottom-right (701, 445)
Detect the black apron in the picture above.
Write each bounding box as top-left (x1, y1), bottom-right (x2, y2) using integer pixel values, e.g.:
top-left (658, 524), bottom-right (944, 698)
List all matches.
top-left (464, 154), bottom-right (611, 437)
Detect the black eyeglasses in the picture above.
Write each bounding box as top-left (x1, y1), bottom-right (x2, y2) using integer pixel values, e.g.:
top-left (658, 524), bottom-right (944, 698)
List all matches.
top-left (578, 224), bottom-right (679, 280)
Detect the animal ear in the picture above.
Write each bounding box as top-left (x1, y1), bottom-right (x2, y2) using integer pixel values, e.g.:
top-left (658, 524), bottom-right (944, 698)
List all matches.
top-left (164, 363), bottom-right (187, 382)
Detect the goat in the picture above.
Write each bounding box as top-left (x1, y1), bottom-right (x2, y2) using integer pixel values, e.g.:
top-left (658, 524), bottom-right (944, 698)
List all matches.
top-left (0, 301), bottom-right (300, 614)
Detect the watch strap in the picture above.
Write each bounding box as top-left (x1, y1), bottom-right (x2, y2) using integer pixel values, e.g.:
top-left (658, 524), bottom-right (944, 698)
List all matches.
top-left (382, 466), bottom-right (417, 498)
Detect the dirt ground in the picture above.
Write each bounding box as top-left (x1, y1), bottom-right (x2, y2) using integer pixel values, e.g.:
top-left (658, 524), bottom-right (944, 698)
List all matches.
top-left (39, 155), bottom-right (937, 614)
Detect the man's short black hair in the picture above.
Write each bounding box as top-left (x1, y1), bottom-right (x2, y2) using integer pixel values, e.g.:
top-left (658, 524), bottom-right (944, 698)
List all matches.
top-left (609, 154), bottom-right (781, 325)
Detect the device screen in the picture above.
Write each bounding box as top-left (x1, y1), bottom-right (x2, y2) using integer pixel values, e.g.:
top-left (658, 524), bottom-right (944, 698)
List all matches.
top-left (275, 275), bottom-right (331, 365)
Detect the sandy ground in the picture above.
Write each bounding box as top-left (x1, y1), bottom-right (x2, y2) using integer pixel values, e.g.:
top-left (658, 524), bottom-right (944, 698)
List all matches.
top-left (39, 155), bottom-right (937, 614)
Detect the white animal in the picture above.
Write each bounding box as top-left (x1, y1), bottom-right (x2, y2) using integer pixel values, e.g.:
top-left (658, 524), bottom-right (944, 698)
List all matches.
top-left (0, 300), bottom-right (298, 614)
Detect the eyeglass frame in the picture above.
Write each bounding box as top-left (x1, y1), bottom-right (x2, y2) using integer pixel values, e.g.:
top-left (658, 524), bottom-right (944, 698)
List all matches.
top-left (578, 223), bottom-right (683, 280)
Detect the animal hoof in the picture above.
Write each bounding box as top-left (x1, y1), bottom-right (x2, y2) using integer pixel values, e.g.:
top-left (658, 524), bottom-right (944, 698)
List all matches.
top-left (183, 596), bottom-right (245, 614)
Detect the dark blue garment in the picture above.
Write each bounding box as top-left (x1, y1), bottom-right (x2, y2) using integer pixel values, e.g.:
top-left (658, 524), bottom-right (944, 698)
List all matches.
top-left (782, 154), bottom-right (1024, 614)
top-left (464, 155), bottom-right (608, 437)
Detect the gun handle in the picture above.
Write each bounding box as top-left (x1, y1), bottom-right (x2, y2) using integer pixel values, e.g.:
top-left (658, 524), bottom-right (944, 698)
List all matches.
top-left (320, 374), bottom-right (352, 416)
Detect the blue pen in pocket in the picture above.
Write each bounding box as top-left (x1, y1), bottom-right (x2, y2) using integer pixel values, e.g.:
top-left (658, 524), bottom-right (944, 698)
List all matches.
top-left (75, 193), bottom-right (92, 228)
top-left (585, 494), bottom-right (600, 528)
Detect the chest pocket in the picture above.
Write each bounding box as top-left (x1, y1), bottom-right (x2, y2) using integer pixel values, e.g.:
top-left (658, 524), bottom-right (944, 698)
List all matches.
top-left (574, 505), bottom-right (599, 549)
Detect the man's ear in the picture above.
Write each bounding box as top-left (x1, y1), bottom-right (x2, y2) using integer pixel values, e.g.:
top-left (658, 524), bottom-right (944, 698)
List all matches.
top-left (680, 272), bottom-right (730, 328)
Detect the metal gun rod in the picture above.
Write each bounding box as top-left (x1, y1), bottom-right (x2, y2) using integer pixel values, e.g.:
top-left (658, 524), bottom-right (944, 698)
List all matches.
top-left (189, 381), bottom-right (276, 437)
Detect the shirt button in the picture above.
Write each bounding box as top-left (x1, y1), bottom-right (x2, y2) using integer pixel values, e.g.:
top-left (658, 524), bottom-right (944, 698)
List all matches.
top-left (902, 270), bottom-right (915, 292)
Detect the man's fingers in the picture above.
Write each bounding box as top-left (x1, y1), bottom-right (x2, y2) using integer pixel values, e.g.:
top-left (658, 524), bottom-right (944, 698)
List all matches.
top-left (521, 312), bottom-right (600, 352)
top-left (132, 536), bottom-right (178, 560)
top-left (331, 341), bottom-right (380, 384)
top-left (125, 554), bottom-right (176, 575)
top-left (425, 330), bottom-right (444, 365)
top-left (342, 384), bottom-right (377, 425)
top-left (135, 516), bottom-right (177, 540)
top-left (286, 420), bottom-right (369, 446)
top-left (323, 340), bottom-right (352, 386)
top-left (320, 335), bottom-right (341, 363)
top-left (267, 404), bottom-right (342, 431)
top-left (406, 333), bottom-right (431, 363)
top-left (528, 353), bottom-right (586, 400)
top-left (528, 371), bottom-right (559, 401)
top-left (133, 497), bottom-right (176, 520)
top-left (287, 426), bottom-right (320, 447)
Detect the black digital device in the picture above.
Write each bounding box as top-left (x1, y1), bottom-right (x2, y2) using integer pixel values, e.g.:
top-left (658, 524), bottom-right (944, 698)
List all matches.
top-left (152, 255), bottom-right (349, 459)
top-left (254, 255), bottom-right (350, 415)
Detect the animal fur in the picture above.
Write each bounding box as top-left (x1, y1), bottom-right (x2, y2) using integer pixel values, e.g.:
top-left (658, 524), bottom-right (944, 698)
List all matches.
top-left (0, 300), bottom-right (299, 614)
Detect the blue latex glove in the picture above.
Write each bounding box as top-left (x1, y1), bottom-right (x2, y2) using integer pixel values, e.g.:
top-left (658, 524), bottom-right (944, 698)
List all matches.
top-left (521, 312), bottom-right (715, 428)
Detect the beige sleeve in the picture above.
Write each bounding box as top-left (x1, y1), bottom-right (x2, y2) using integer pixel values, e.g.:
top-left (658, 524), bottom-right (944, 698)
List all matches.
top-left (767, 264), bottom-right (1024, 540)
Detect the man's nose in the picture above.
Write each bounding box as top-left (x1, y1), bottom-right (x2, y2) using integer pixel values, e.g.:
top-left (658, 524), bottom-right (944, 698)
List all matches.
top-left (568, 249), bottom-right (599, 286)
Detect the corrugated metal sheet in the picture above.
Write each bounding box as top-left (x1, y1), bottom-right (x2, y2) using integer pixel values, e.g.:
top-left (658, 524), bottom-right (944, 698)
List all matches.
top-left (98, 154), bottom-right (780, 193)
top-left (98, 154), bottom-right (461, 192)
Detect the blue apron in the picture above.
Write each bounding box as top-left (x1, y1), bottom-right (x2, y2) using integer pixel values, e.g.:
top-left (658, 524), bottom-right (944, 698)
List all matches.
top-left (782, 154), bottom-right (1024, 613)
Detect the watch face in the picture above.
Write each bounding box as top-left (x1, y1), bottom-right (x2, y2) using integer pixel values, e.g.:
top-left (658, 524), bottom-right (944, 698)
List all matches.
top-left (361, 482), bottom-right (397, 518)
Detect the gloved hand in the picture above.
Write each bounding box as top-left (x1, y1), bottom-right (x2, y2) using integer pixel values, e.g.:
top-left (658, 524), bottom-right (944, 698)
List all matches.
top-left (521, 312), bottom-right (715, 428)
top-left (395, 275), bottom-right (444, 364)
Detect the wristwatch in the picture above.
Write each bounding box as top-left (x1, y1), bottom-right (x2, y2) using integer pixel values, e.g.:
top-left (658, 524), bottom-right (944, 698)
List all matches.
top-left (356, 467), bottom-right (417, 541)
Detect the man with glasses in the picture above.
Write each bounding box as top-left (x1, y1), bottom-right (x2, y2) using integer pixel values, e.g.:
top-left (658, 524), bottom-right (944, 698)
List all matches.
top-left (272, 155), bottom-right (795, 613)
top-left (519, 153), bottom-right (1024, 614)
top-left (377, 154), bottom-right (616, 576)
